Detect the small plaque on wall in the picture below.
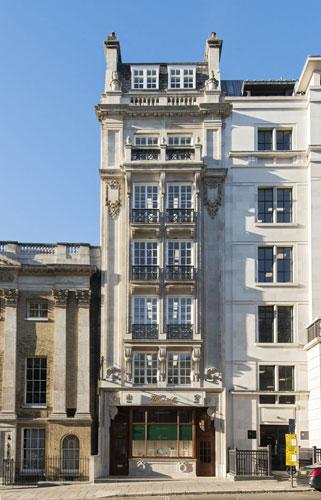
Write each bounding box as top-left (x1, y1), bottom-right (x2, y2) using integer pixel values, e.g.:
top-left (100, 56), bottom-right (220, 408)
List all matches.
top-left (248, 430), bottom-right (257, 439)
top-left (300, 431), bottom-right (309, 440)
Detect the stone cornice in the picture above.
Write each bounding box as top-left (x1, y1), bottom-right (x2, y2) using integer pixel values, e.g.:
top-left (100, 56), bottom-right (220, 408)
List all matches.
top-left (0, 264), bottom-right (97, 276)
top-left (95, 102), bottom-right (232, 120)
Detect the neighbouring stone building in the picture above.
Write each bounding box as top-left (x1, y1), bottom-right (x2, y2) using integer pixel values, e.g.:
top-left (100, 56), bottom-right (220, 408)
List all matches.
top-left (1, 31), bottom-right (321, 481)
top-left (0, 242), bottom-right (100, 480)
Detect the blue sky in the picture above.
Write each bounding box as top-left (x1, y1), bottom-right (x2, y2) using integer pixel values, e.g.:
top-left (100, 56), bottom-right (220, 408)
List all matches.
top-left (1, 0), bottom-right (320, 244)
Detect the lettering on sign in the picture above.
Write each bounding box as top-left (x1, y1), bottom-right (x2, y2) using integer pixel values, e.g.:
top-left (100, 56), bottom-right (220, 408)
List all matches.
top-left (150, 393), bottom-right (178, 404)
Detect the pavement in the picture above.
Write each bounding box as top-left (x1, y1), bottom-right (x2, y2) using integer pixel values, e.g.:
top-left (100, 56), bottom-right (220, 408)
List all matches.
top-left (0, 476), bottom-right (313, 500)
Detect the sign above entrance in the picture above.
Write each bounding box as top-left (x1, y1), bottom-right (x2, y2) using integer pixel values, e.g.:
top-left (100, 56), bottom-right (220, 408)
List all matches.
top-left (119, 391), bottom-right (207, 406)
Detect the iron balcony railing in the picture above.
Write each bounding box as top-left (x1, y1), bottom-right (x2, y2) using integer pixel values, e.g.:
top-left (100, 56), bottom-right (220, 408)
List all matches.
top-left (132, 209), bottom-right (160, 224)
top-left (166, 324), bottom-right (193, 339)
top-left (166, 209), bottom-right (195, 224)
top-left (166, 149), bottom-right (194, 161)
top-left (165, 265), bottom-right (195, 281)
top-left (132, 324), bottom-right (159, 339)
top-left (307, 318), bottom-right (321, 343)
top-left (131, 149), bottom-right (160, 161)
top-left (131, 265), bottom-right (160, 281)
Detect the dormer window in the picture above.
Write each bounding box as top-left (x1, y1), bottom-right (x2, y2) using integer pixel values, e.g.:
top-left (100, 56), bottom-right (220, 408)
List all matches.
top-left (168, 135), bottom-right (192, 146)
top-left (168, 66), bottom-right (196, 89)
top-left (131, 66), bottom-right (159, 90)
top-left (134, 136), bottom-right (159, 146)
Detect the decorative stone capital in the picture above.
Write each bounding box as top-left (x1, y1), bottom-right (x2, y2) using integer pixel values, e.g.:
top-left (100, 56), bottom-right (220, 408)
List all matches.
top-left (76, 289), bottom-right (91, 307)
top-left (203, 179), bottom-right (223, 218)
top-left (106, 177), bottom-right (122, 219)
top-left (52, 289), bottom-right (69, 307)
top-left (3, 288), bottom-right (18, 306)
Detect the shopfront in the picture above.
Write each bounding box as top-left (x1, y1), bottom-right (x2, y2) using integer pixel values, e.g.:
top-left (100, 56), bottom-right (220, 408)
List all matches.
top-left (109, 406), bottom-right (216, 477)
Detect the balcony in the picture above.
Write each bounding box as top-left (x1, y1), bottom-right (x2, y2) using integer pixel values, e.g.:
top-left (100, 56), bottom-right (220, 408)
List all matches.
top-left (166, 324), bottom-right (193, 339)
top-left (307, 318), bottom-right (321, 344)
top-left (131, 265), bottom-right (160, 281)
top-left (166, 149), bottom-right (194, 161)
top-left (132, 209), bottom-right (160, 224)
top-left (132, 324), bottom-right (159, 339)
top-left (165, 265), bottom-right (195, 281)
top-left (131, 149), bottom-right (160, 161)
top-left (166, 209), bottom-right (195, 224)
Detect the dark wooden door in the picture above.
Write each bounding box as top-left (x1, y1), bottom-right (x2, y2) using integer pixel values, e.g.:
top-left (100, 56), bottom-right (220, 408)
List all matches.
top-left (110, 409), bottom-right (129, 475)
top-left (260, 425), bottom-right (289, 470)
top-left (196, 412), bottom-right (215, 476)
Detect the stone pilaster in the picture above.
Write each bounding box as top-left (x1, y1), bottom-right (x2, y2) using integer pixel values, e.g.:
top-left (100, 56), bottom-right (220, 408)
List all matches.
top-left (75, 289), bottom-right (91, 419)
top-left (1, 289), bottom-right (18, 418)
top-left (51, 289), bottom-right (68, 418)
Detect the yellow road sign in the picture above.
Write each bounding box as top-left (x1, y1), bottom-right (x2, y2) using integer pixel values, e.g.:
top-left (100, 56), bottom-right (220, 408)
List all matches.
top-left (285, 433), bottom-right (298, 466)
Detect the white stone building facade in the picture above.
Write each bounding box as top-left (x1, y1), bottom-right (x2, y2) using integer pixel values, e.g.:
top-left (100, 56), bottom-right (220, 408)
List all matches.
top-left (95, 32), bottom-right (321, 478)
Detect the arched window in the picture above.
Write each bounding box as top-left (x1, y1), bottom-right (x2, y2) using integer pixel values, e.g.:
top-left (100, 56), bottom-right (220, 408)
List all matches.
top-left (61, 435), bottom-right (80, 474)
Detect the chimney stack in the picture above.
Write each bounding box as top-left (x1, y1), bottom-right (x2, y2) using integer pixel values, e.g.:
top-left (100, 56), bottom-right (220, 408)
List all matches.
top-left (104, 32), bottom-right (122, 92)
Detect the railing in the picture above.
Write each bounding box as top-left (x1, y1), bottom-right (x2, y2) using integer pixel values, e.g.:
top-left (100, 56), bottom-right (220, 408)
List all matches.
top-left (166, 209), bottom-right (195, 224)
top-left (167, 96), bottom-right (197, 106)
top-left (67, 245), bottom-right (80, 255)
top-left (18, 244), bottom-right (56, 255)
top-left (298, 447), bottom-right (321, 468)
top-left (131, 149), bottom-right (160, 161)
top-left (228, 447), bottom-right (271, 477)
top-left (132, 324), bottom-right (159, 339)
top-left (130, 97), bottom-right (160, 106)
top-left (165, 265), bottom-right (195, 281)
top-left (166, 149), bottom-right (194, 161)
top-left (132, 209), bottom-right (160, 224)
top-left (131, 265), bottom-right (160, 281)
top-left (167, 324), bottom-right (193, 339)
top-left (128, 96), bottom-right (197, 106)
top-left (2, 457), bottom-right (89, 485)
top-left (307, 318), bottom-right (321, 343)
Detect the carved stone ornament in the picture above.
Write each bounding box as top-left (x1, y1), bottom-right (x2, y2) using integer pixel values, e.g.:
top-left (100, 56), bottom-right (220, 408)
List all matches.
top-left (106, 178), bottom-right (121, 219)
top-left (110, 71), bottom-right (121, 91)
top-left (205, 70), bottom-right (219, 91)
top-left (52, 289), bottom-right (68, 306)
top-left (3, 288), bottom-right (18, 306)
top-left (125, 347), bottom-right (132, 382)
top-left (76, 289), bottom-right (91, 307)
top-left (203, 179), bottom-right (223, 218)
top-left (158, 347), bottom-right (166, 382)
top-left (192, 347), bottom-right (201, 382)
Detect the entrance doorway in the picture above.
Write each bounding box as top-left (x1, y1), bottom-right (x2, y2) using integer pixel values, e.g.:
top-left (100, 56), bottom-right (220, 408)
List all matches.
top-left (110, 409), bottom-right (129, 475)
top-left (196, 411), bottom-right (215, 476)
top-left (260, 424), bottom-right (289, 470)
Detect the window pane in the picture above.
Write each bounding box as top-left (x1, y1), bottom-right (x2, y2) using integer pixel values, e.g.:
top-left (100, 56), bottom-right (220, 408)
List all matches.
top-left (258, 247), bottom-right (273, 282)
top-left (258, 306), bottom-right (274, 342)
top-left (277, 247), bottom-right (292, 282)
top-left (26, 357), bottom-right (47, 405)
top-left (259, 365), bottom-right (275, 390)
top-left (258, 188), bottom-right (273, 223)
top-left (278, 366), bottom-right (294, 391)
top-left (277, 188), bottom-right (292, 223)
top-left (279, 395), bottom-right (295, 404)
top-left (276, 130), bottom-right (292, 151)
top-left (259, 395), bottom-right (276, 404)
top-left (277, 306), bottom-right (293, 342)
top-left (258, 130), bottom-right (272, 151)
